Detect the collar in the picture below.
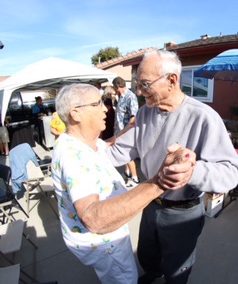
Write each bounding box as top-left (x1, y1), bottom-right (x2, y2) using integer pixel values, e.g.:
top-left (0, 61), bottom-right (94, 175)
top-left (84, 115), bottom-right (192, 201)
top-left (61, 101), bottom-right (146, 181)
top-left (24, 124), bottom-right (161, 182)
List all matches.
top-left (120, 88), bottom-right (128, 97)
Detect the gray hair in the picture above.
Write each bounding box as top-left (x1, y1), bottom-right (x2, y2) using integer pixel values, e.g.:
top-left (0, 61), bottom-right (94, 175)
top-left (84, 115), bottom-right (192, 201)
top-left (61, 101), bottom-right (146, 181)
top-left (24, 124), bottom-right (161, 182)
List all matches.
top-left (103, 86), bottom-right (116, 97)
top-left (55, 83), bottom-right (99, 124)
top-left (141, 49), bottom-right (182, 76)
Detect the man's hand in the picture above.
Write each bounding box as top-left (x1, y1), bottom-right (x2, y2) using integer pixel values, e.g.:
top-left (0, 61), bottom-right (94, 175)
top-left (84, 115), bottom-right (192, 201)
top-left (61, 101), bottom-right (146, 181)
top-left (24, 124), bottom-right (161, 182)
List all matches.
top-left (158, 144), bottom-right (196, 190)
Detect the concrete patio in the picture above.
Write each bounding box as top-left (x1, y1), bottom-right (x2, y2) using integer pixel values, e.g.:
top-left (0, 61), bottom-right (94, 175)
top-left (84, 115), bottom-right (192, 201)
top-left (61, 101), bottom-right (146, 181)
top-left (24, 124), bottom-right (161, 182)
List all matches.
top-left (1, 152), bottom-right (238, 284)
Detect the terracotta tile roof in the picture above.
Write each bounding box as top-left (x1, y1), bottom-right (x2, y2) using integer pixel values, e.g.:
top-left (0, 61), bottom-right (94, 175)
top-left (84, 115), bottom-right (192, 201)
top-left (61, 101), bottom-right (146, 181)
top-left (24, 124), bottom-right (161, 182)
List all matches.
top-left (0, 76), bottom-right (9, 82)
top-left (96, 47), bottom-right (153, 69)
top-left (167, 34), bottom-right (238, 50)
top-left (97, 34), bottom-right (238, 69)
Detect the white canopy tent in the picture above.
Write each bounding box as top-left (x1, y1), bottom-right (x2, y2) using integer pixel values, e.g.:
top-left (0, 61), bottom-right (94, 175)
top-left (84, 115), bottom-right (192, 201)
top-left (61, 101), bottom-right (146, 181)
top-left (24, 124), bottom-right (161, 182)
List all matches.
top-left (0, 57), bottom-right (116, 124)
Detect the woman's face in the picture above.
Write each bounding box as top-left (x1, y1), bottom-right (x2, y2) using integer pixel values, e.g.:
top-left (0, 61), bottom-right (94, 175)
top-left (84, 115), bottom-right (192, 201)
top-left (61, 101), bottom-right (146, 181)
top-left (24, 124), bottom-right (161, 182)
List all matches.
top-left (75, 93), bottom-right (108, 134)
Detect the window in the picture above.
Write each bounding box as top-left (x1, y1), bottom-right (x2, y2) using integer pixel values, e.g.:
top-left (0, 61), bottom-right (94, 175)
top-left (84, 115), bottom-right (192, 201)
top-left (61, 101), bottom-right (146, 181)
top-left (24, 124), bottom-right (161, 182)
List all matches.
top-left (181, 66), bottom-right (214, 103)
top-left (8, 92), bottom-right (23, 111)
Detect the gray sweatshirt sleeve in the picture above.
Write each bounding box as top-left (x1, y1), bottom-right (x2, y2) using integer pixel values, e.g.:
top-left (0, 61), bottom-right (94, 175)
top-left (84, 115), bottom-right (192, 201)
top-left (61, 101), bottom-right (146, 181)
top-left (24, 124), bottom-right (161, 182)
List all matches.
top-left (189, 114), bottom-right (238, 194)
top-left (106, 127), bottom-right (139, 167)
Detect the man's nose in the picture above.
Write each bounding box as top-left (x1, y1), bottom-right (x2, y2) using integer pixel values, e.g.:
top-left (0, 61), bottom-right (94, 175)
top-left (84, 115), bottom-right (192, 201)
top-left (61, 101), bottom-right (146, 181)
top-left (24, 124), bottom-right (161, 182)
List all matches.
top-left (136, 87), bottom-right (143, 97)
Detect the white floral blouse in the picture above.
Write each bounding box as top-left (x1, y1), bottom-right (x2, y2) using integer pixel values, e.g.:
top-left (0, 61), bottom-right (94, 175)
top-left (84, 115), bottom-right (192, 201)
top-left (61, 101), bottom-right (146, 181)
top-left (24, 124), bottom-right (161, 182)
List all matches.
top-left (51, 133), bottom-right (129, 249)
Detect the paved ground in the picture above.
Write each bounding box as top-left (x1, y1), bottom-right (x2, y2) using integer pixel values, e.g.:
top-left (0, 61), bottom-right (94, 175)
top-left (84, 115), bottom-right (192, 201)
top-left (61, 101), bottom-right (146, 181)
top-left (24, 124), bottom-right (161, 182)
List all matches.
top-left (1, 154), bottom-right (238, 284)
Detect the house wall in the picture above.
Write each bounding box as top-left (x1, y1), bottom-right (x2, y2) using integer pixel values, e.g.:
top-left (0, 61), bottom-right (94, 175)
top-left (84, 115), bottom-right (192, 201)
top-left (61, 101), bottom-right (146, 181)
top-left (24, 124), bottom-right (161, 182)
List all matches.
top-left (182, 59), bottom-right (238, 120)
top-left (207, 80), bottom-right (238, 120)
top-left (104, 65), bottom-right (132, 82)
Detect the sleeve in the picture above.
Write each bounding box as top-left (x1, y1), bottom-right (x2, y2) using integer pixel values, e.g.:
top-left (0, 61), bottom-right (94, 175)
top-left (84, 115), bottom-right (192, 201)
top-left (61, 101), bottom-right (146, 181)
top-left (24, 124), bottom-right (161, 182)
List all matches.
top-left (189, 114), bottom-right (238, 193)
top-left (61, 149), bottom-right (100, 203)
top-left (106, 126), bottom-right (139, 167)
top-left (129, 94), bottom-right (139, 117)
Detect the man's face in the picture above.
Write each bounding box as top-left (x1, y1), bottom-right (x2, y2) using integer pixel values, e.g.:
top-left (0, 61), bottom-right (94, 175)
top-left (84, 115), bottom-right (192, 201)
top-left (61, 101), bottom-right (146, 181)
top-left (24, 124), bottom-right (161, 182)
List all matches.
top-left (137, 57), bottom-right (170, 108)
top-left (113, 86), bottom-right (121, 96)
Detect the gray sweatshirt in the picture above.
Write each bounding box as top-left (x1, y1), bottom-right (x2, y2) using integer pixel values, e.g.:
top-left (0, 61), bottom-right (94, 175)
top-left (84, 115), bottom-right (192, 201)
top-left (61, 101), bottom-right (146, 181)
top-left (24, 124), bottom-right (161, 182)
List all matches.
top-left (107, 96), bottom-right (238, 201)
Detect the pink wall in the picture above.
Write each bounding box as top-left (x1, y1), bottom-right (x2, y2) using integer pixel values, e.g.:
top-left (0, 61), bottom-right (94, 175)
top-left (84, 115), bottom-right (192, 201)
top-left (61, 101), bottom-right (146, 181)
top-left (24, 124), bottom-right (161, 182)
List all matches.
top-left (206, 80), bottom-right (238, 120)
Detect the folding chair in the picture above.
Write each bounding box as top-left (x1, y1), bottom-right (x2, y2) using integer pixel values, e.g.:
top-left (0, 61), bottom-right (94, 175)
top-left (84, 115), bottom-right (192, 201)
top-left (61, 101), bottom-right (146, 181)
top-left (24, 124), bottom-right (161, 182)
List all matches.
top-left (0, 264), bottom-right (20, 284)
top-left (0, 220), bottom-right (57, 284)
top-left (0, 219), bottom-right (38, 282)
top-left (0, 219), bottom-right (38, 257)
top-left (32, 142), bottom-right (52, 176)
top-left (9, 143), bottom-right (40, 199)
top-left (8, 143), bottom-right (56, 218)
top-left (33, 141), bottom-right (52, 161)
top-left (22, 160), bottom-right (58, 218)
top-left (0, 164), bottom-right (29, 223)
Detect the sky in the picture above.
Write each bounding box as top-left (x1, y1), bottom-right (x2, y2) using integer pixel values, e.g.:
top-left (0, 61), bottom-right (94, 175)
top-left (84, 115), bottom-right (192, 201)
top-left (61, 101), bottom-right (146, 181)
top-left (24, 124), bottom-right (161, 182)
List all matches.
top-left (0, 0), bottom-right (238, 75)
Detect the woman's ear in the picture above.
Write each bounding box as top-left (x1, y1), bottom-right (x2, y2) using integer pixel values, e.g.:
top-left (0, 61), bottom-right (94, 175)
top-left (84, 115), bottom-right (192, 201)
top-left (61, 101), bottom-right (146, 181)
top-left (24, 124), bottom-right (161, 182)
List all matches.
top-left (69, 108), bottom-right (81, 123)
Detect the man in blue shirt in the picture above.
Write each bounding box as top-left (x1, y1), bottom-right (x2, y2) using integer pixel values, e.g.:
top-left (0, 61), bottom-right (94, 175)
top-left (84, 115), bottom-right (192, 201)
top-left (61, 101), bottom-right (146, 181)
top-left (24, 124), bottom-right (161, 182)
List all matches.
top-left (112, 77), bottom-right (140, 187)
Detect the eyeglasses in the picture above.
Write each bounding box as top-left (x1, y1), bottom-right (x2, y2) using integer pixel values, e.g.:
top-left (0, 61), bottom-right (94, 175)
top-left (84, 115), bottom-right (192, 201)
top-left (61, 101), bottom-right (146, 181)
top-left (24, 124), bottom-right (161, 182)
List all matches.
top-left (74, 99), bottom-right (104, 108)
top-left (136, 73), bottom-right (170, 91)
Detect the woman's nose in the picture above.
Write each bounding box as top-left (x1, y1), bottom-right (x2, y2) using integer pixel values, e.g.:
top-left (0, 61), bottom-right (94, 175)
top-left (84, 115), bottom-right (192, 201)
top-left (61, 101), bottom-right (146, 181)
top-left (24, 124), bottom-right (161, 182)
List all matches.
top-left (102, 104), bottom-right (108, 112)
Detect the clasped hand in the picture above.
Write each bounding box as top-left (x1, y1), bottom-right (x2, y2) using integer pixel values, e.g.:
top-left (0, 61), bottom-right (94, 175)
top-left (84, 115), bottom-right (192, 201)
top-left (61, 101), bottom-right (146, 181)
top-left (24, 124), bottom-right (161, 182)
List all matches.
top-left (158, 144), bottom-right (196, 190)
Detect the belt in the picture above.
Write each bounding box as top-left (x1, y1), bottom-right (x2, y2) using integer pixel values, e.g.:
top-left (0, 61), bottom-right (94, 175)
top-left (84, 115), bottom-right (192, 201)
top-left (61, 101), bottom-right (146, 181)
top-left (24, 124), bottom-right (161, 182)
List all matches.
top-left (154, 197), bottom-right (201, 209)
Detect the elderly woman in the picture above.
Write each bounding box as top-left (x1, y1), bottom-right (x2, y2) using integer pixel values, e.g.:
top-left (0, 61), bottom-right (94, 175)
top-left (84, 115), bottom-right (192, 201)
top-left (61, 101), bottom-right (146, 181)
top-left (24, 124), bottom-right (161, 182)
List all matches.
top-left (51, 83), bottom-right (195, 284)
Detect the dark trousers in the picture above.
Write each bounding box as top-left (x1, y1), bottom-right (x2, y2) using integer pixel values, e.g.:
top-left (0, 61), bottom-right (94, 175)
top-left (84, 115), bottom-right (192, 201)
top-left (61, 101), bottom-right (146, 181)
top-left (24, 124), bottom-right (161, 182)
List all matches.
top-left (137, 200), bottom-right (205, 284)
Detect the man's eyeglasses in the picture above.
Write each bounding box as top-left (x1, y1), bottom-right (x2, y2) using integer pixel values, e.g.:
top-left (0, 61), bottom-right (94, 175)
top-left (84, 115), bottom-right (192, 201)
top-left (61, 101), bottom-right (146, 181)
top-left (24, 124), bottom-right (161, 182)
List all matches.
top-left (136, 73), bottom-right (170, 91)
top-left (74, 99), bottom-right (104, 108)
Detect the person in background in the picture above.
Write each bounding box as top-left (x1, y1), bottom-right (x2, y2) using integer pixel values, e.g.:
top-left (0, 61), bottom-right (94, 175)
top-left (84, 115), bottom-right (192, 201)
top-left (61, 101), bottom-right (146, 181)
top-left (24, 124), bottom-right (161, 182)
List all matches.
top-left (51, 83), bottom-right (195, 284)
top-left (32, 96), bottom-right (46, 117)
top-left (112, 77), bottom-right (140, 188)
top-left (107, 49), bottom-right (238, 284)
top-left (103, 85), bottom-right (118, 108)
top-left (50, 112), bottom-right (66, 138)
top-left (94, 81), bottom-right (104, 96)
top-left (100, 97), bottom-right (115, 140)
top-left (31, 96), bottom-right (47, 145)
top-left (0, 122), bottom-right (10, 156)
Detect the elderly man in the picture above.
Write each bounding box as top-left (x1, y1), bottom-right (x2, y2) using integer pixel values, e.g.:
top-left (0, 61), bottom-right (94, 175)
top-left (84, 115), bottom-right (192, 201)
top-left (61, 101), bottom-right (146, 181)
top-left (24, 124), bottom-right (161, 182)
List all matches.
top-left (51, 83), bottom-right (195, 284)
top-left (107, 49), bottom-right (238, 284)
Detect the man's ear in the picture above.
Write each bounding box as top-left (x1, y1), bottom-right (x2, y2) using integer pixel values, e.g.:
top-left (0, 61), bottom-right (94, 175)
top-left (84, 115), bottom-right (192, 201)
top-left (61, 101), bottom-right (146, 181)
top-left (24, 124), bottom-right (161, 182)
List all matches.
top-left (169, 73), bottom-right (178, 86)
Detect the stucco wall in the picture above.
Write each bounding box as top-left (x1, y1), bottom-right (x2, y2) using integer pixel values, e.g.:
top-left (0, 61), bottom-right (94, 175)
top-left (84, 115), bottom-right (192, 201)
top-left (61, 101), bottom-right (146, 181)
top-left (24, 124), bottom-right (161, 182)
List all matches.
top-left (104, 65), bottom-right (132, 82)
top-left (207, 80), bottom-right (238, 120)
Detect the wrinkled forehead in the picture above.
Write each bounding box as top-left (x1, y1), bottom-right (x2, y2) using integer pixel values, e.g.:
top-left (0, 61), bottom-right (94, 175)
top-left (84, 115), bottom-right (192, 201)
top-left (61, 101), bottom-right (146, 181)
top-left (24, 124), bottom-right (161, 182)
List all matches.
top-left (74, 85), bottom-right (100, 104)
top-left (137, 55), bottom-right (163, 79)
top-left (82, 89), bottom-right (100, 102)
